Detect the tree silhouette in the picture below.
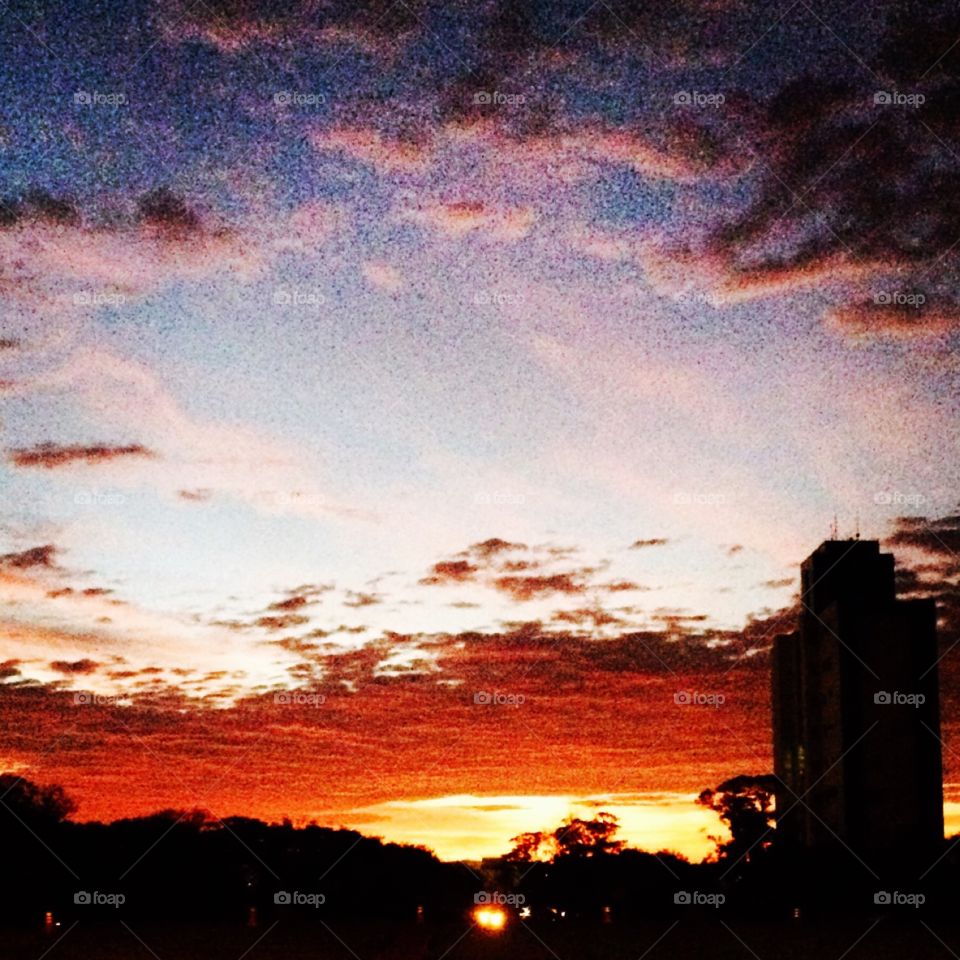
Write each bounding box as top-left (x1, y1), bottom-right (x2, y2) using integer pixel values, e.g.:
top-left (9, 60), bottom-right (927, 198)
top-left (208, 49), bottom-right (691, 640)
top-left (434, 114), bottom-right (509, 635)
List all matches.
top-left (0, 774), bottom-right (76, 825)
top-left (697, 774), bottom-right (777, 864)
top-left (505, 812), bottom-right (624, 861)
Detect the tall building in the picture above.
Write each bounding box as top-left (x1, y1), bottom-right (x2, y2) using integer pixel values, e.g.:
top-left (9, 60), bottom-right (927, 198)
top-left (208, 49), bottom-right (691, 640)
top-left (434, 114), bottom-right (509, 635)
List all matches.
top-left (772, 539), bottom-right (943, 867)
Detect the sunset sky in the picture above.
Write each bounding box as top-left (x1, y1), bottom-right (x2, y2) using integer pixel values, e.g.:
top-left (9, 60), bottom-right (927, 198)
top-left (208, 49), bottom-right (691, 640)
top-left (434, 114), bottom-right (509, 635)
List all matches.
top-left (2, 0), bottom-right (960, 862)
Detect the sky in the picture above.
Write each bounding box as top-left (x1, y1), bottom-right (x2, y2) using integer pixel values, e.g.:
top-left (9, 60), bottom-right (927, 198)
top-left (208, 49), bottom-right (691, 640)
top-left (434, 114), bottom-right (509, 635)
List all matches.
top-left (2, 0), bottom-right (960, 862)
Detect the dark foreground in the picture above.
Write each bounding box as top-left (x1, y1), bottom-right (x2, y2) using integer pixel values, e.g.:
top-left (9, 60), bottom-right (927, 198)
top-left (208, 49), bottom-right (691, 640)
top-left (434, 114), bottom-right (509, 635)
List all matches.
top-left (8, 917), bottom-right (960, 960)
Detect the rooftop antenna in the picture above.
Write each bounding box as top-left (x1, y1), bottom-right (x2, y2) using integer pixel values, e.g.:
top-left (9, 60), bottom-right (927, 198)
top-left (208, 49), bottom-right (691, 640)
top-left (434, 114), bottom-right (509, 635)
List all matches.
top-left (854, 514), bottom-right (860, 540)
top-left (830, 514), bottom-right (838, 540)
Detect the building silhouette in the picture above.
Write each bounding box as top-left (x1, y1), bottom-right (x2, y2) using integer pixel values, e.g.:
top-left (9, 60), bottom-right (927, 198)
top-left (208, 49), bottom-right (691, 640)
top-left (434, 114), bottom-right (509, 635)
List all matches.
top-left (772, 539), bottom-right (943, 867)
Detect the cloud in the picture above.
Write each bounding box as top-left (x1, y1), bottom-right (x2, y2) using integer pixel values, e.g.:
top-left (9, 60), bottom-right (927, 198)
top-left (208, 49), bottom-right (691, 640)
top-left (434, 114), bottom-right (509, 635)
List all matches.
top-left (0, 189), bottom-right (79, 227)
top-left (888, 513), bottom-right (960, 567)
top-left (419, 560), bottom-right (479, 586)
top-left (467, 538), bottom-right (528, 559)
top-left (825, 300), bottom-right (960, 341)
top-left (361, 260), bottom-right (404, 292)
top-left (267, 595), bottom-right (311, 613)
top-left (0, 545), bottom-right (58, 569)
top-left (343, 590), bottom-right (382, 608)
top-left (310, 127), bottom-right (432, 173)
top-left (10, 347), bottom-right (361, 520)
top-left (399, 199), bottom-right (536, 241)
top-left (255, 614), bottom-right (311, 631)
top-left (178, 489), bottom-right (213, 502)
top-left (8, 442), bottom-right (155, 469)
top-left (137, 188), bottom-right (202, 236)
top-left (630, 538), bottom-right (669, 549)
top-left (158, 0), bottom-right (426, 54)
top-left (49, 658), bottom-right (100, 675)
top-left (690, 13), bottom-right (960, 328)
top-left (493, 572), bottom-right (587, 601)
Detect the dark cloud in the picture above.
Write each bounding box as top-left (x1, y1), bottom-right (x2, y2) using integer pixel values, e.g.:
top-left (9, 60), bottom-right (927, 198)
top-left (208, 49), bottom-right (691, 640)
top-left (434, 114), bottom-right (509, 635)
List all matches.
top-left (9, 442), bottom-right (155, 469)
top-left (344, 590), bottom-right (382, 608)
top-left (552, 608), bottom-right (626, 628)
top-left (419, 560), bottom-right (479, 585)
top-left (0, 659), bottom-right (22, 679)
top-left (49, 659), bottom-right (100, 675)
top-left (268, 595), bottom-right (310, 611)
top-left (160, 0), bottom-right (427, 51)
top-left (255, 613), bottom-right (310, 631)
top-left (47, 586), bottom-right (114, 598)
top-left (467, 538), bottom-right (528, 559)
top-left (178, 489), bottom-right (213, 502)
top-left (137, 188), bottom-right (202, 235)
top-left (0, 189), bottom-right (80, 228)
top-left (888, 513), bottom-right (960, 563)
top-left (602, 580), bottom-right (644, 593)
top-left (0, 544), bottom-right (58, 569)
top-left (700, 7), bottom-right (960, 329)
top-left (630, 538), bottom-right (669, 549)
top-left (493, 572), bottom-right (587, 601)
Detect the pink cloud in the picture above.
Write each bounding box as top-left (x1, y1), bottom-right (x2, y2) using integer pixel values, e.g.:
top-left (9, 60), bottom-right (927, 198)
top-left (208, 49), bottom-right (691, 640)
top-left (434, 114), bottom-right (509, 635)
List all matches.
top-left (310, 126), bottom-right (432, 173)
top-left (361, 260), bottom-right (404, 292)
top-left (399, 199), bottom-right (536, 241)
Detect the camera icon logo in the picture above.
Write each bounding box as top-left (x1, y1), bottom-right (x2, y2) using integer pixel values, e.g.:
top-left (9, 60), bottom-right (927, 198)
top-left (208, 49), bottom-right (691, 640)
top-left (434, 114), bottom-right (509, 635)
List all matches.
top-left (74, 892), bottom-right (91, 904)
top-left (274, 891), bottom-right (291, 905)
top-left (875, 891), bottom-right (891, 905)
top-left (674, 891), bottom-right (691, 905)
top-left (874, 691), bottom-right (892, 705)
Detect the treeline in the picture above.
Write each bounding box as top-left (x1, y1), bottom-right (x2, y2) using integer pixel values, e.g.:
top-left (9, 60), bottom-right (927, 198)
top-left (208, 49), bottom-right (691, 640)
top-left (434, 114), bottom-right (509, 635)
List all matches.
top-left (0, 776), bottom-right (470, 924)
top-left (6, 773), bottom-right (960, 927)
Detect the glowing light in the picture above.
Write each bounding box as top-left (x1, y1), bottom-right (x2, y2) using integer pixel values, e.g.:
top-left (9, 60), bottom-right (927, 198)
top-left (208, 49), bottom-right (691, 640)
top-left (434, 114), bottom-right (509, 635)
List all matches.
top-left (474, 906), bottom-right (507, 931)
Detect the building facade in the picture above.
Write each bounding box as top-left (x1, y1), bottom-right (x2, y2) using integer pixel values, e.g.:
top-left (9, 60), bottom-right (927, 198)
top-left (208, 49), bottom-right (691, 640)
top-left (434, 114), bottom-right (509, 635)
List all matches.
top-left (772, 540), bottom-right (943, 867)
